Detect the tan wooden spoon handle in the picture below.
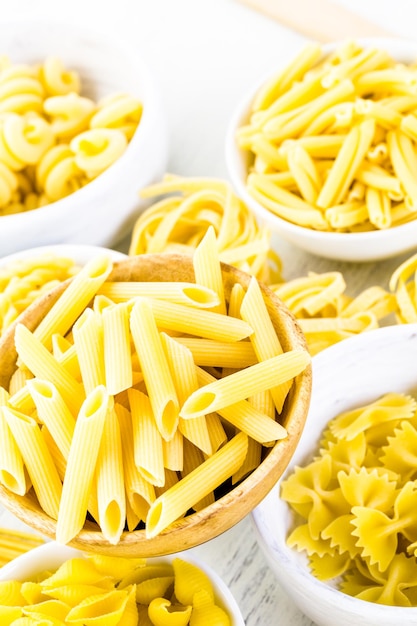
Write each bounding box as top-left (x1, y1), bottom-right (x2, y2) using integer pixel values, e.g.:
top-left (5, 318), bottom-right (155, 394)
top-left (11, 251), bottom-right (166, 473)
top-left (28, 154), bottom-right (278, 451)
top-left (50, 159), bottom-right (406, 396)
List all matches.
top-left (237, 0), bottom-right (393, 42)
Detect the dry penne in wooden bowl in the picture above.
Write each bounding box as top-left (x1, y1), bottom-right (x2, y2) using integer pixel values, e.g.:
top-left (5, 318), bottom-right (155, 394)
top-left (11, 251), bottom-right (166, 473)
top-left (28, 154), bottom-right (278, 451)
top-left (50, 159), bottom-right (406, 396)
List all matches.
top-left (0, 250), bottom-right (311, 557)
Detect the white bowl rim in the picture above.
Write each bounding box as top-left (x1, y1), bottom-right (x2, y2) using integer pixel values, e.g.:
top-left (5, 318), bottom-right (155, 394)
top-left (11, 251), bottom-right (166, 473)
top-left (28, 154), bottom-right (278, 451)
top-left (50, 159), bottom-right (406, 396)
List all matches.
top-left (225, 37), bottom-right (417, 260)
top-left (252, 322), bottom-right (417, 620)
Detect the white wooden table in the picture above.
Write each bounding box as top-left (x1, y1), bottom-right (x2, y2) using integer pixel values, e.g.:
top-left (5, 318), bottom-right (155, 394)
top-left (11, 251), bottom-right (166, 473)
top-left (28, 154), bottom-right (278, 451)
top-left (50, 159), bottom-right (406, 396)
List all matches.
top-left (1, 0), bottom-right (416, 623)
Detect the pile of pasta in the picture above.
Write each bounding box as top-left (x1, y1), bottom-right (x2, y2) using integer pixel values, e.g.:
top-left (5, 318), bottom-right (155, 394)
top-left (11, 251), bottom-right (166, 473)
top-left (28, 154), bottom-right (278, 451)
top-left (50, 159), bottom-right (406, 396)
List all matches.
top-left (0, 231), bottom-right (310, 545)
top-left (281, 392), bottom-right (417, 606)
top-left (0, 553), bottom-right (232, 625)
top-left (0, 254), bottom-right (79, 337)
top-left (238, 40), bottom-right (417, 232)
top-left (0, 528), bottom-right (43, 568)
top-left (272, 271), bottom-right (398, 355)
top-left (129, 174), bottom-right (283, 284)
top-left (0, 55), bottom-right (142, 216)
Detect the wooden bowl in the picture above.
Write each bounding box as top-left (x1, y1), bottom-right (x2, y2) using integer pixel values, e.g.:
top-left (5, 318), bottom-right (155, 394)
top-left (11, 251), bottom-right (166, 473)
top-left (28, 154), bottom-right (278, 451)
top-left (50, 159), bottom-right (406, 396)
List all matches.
top-left (0, 253), bottom-right (312, 557)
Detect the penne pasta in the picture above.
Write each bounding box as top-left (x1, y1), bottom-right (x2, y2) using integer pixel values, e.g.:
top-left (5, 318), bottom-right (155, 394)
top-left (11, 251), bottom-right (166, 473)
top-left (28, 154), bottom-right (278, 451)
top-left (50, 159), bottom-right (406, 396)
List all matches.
top-left (56, 385), bottom-right (109, 544)
top-left (95, 404), bottom-right (126, 545)
top-left (14, 323), bottom-right (84, 416)
top-left (33, 255), bottom-right (112, 352)
top-left (181, 349), bottom-right (310, 419)
top-left (3, 406), bottom-right (62, 519)
top-left (193, 225), bottom-right (226, 314)
top-left (130, 298), bottom-right (179, 441)
top-left (72, 308), bottom-right (105, 396)
top-left (102, 302), bottom-right (132, 395)
top-left (0, 407), bottom-right (27, 495)
top-left (129, 388), bottom-right (165, 487)
top-left (98, 281), bottom-right (221, 309)
top-left (146, 432), bottom-right (248, 537)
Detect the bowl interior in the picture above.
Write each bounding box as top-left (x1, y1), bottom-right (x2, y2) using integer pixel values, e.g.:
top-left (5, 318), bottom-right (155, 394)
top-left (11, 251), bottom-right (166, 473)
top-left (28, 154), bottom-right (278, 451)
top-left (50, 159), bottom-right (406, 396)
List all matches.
top-left (252, 323), bottom-right (417, 626)
top-left (225, 37), bottom-right (417, 262)
top-left (0, 253), bottom-right (312, 557)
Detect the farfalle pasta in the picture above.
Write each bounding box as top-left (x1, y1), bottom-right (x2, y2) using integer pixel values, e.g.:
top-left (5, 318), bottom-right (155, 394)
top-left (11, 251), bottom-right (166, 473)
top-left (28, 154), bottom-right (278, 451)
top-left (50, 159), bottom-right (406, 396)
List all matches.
top-left (0, 54), bottom-right (142, 216)
top-left (0, 554), bottom-right (232, 625)
top-left (238, 40), bottom-right (417, 233)
top-left (281, 391), bottom-right (417, 606)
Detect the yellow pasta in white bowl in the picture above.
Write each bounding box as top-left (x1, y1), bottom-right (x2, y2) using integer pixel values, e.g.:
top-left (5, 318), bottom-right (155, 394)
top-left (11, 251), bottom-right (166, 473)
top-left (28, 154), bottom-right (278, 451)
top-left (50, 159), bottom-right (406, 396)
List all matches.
top-left (0, 20), bottom-right (167, 256)
top-left (226, 37), bottom-right (417, 262)
top-left (252, 323), bottom-right (417, 626)
top-left (0, 541), bottom-right (245, 625)
top-left (0, 252), bottom-right (311, 557)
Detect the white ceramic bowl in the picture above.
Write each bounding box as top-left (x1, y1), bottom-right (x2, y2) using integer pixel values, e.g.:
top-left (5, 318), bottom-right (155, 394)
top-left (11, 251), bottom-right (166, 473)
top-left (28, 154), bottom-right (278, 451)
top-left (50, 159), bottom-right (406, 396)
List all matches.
top-left (0, 243), bottom-right (128, 268)
top-left (252, 323), bottom-right (417, 626)
top-left (0, 20), bottom-right (168, 256)
top-left (226, 38), bottom-right (417, 262)
top-left (0, 541), bottom-right (245, 626)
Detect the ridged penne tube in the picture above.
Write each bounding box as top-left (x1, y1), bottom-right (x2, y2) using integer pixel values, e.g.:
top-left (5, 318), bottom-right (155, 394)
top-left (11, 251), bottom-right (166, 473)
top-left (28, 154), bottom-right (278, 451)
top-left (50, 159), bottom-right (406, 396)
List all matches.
top-left (129, 388), bottom-right (165, 487)
top-left (65, 587), bottom-right (134, 625)
top-left (174, 337), bottom-right (257, 367)
top-left (147, 297), bottom-right (253, 342)
top-left (96, 404), bottom-right (126, 545)
top-left (56, 385), bottom-right (109, 544)
top-left (241, 276), bottom-right (290, 413)
top-left (98, 281), bottom-right (220, 309)
top-left (161, 333), bottom-right (212, 456)
top-left (52, 334), bottom-right (81, 381)
top-left (233, 436), bottom-right (262, 484)
top-left (162, 428), bottom-right (183, 472)
top-left (196, 366), bottom-right (287, 444)
top-left (317, 119), bottom-right (376, 209)
top-left (146, 432), bottom-right (248, 537)
top-left (115, 402), bottom-right (155, 521)
top-left (181, 350), bottom-right (310, 419)
top-left (33, 255), bottom-right (113, 351)
top-left (14, 323), bottom-right (84, 416)
top-left (0, 408), bottom-right (27, 495)
top-left (130, 298), bottom-right (179, 441)
top-left (26, 378), bottom-right (75, 461)
top-left (72, 308), bottom-right (105, 396)
top-left (148, 597), bottom-right (192, 626)
top-left (3, 407), bottom-right (62, 519)
top-left (41, 425), bottom-right (67, 481)
top-left (102, 302), bottom-right (132, 395)
top-left (182, 439), bottom-right (215, 511)
top-left (206, 412), bottom-right (228, 452)
top-left (193, 225), bottom-right (226, 314)
top-left (8, 366), bottom-right (33, 396)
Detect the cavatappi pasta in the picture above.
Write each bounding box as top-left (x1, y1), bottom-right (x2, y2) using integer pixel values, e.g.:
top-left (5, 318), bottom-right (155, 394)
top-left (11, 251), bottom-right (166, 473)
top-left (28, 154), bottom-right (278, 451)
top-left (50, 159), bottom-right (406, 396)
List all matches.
top-left (0, 55), bottom-right (142, 216)
top-left (281, 392), bottom-right (417, 607)
top-left (238, 40), bottom-right (417, 233)
top-left (0, 241), bottom-right (310, 544)
top-left (0, 553), bottom-right (232, 625)
top-left (129, 174), bottom-right (283, 284)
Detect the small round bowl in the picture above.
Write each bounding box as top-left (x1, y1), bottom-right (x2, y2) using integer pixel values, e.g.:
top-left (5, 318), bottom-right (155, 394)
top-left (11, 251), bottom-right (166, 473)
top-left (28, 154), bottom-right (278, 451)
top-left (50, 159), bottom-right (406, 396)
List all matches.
top-left (0, 20), bottom-right (168, 256)
top-left (0, 253), bottom-right (311, 557)
top-left (226, 38), bottom-right (417, 262)
top-left (252, 323), bottom-right (417, 626)
top-left (0, 541), bottom-right (245, 625)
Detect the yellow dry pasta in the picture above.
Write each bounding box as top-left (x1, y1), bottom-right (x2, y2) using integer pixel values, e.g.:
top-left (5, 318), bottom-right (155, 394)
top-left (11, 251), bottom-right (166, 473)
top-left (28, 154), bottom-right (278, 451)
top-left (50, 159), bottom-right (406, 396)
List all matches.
top-left (129, 174), bottom-right (283, 284)
top-left (0, 55), bottom-right (142, 215)
top-left (238, 40), bottom-right (417, 232)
